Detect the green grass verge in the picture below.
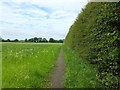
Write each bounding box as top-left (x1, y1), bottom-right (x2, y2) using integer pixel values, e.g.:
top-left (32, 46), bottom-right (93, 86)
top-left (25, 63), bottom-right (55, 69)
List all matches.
top-left (63, 45), bottom-right (104, 88)
top-left (2, 43), bottom-right (62, 88)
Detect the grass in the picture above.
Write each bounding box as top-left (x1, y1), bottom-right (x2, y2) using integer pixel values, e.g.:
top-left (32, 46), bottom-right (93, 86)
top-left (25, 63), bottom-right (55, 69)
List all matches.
top-left (2, 42), bottom-right (62, 88)
top-left (63, 45), bottom-right (104, 88)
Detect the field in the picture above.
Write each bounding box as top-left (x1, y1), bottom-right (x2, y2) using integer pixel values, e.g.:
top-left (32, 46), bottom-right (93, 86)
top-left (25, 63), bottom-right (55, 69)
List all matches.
top-left (2, 42), bottom-right (61, 88)
top-left (63, 45), bottom-right (104, 88)
top-left (2, 43), bottom-right (105, 88)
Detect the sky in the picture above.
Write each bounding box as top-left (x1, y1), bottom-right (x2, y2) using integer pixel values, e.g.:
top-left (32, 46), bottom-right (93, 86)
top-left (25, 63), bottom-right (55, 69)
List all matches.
top-left (0, 0), bottom-right (88, 40)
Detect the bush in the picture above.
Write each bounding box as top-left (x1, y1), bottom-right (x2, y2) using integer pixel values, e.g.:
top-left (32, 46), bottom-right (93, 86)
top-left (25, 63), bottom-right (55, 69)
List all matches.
top-left (64, 2), bottom-right (120, 88)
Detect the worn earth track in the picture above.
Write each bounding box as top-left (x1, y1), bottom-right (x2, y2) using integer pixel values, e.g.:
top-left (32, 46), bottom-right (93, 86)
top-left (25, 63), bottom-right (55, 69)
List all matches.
top-left (49, 48), bottom-right (65, 88)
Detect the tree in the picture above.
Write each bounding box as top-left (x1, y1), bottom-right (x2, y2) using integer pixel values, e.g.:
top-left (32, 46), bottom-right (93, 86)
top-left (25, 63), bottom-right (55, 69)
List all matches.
top-left (14, 39), bottom-right (19, 42)
top-left (29, 38), bottom-right (34, 42)
top-left (2, 39), bottom-right (5, 42)
top-left (28, 38), bottom-right (32, 42)
top-left (55, 40), bottom-right (59, 43)
top-left (38, 37), bottom-right (42, 42)
top-left (59, 39), bottom-right (64, 43)
top-left (25, 38), bottom-right (27, 42)
top-left (42, 38), bottom-right (48, 42)
top-left (33, 37), bottom-right (38, 42)
top-left (6, 39), bottom-right (11, 42)
top-left (49, 38), bottom-right (55, 43)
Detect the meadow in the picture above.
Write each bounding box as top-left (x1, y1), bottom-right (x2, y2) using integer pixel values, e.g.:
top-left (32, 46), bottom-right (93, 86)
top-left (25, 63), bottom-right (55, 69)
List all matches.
top-left (2, 42), bottom-right (61, 88)
top-left (63, 45), bottom-right (104, 88)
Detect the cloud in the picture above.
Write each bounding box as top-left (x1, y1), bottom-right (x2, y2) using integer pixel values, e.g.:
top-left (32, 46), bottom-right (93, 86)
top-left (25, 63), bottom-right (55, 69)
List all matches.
top-left (50, 11), bottom-right (70, 19)
top-left (0, 0), bottom-right (88, 40)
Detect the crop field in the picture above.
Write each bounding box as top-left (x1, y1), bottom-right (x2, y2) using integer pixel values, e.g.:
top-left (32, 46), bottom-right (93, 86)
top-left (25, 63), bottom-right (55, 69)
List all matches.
top-left (2, 42), bottom-right (62, 88)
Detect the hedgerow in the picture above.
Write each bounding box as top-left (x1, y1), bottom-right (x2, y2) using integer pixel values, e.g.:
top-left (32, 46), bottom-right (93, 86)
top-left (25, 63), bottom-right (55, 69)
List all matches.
top-left (64, 2), bottom-right (120, 88)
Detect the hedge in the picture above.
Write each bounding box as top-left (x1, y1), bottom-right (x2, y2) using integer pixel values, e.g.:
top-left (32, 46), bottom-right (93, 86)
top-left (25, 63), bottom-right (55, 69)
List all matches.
top-left (64, 2), bottom-right (120, 88)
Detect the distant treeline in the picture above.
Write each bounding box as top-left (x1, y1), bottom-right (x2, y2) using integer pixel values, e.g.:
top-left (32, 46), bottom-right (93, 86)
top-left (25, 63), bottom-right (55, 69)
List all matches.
top-left (64, 2), bottom-right (120, 88)
top-left (1, 37), bottom-right (64, 43)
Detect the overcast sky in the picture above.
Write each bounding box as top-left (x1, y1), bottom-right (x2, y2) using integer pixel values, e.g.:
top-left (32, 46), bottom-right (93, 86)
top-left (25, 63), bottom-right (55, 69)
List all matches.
top-left (0, 0), bottom-right (88, 40)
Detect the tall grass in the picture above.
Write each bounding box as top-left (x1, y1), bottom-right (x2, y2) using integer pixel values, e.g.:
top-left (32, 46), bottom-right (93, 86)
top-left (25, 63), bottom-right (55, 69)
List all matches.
top-left (63, 45), bottom-right (104, 88)
top-left (2, 43), bottom-right (61, 88)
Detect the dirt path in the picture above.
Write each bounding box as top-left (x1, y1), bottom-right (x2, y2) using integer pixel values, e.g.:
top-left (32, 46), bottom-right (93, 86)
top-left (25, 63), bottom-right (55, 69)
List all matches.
top-left (49, 48), bottom-right (65, 88)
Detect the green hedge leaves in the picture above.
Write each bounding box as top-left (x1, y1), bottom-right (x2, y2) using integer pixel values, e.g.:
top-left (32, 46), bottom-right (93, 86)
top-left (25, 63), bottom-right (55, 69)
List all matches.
top-left (64, 2), bottom-right (120, 88)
